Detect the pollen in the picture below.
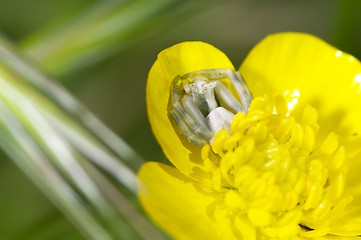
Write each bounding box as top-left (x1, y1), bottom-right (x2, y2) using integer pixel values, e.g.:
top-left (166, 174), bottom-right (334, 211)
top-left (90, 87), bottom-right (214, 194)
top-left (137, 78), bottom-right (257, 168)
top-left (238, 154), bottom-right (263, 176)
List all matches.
top-left (201, 94), bottom-right (351, 238)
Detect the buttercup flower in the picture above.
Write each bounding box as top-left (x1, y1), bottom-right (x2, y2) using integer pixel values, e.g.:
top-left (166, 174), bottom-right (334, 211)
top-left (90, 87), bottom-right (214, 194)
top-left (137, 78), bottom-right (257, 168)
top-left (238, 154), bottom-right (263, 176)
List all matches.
top-left (138, 33), bottom-right (361, 239)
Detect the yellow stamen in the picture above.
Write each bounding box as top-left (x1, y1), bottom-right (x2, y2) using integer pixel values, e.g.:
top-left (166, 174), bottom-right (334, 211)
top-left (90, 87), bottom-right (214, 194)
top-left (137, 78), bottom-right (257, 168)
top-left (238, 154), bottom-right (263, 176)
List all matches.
top-left (201, 94), bottom-right (351, 238)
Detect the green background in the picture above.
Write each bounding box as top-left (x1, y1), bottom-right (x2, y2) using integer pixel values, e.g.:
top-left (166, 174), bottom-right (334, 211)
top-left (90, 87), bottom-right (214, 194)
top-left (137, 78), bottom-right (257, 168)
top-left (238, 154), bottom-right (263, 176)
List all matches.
top-left (0, 0), bottom-right (359, 239)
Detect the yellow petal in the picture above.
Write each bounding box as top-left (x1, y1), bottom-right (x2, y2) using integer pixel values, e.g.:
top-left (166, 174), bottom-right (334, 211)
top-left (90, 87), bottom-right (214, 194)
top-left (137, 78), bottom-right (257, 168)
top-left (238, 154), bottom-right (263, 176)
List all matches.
top-left (318, 236), bottom-right (361, 240)
top-left (328, 203), bottom-right (361, 236)
top-left (240, 32), bottom-right (361, 237)
top-left (147, 42), bottom-right (235, 176)
top-left (138, 162), bottom-right (233, 240)
top-left (240, 32), bottom-right (361, 138)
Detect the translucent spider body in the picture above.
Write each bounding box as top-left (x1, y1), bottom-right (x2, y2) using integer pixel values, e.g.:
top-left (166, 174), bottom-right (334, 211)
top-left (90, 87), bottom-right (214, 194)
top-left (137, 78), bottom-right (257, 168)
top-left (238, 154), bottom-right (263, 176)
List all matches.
top-left (169, 69), bottom-right (252, 146)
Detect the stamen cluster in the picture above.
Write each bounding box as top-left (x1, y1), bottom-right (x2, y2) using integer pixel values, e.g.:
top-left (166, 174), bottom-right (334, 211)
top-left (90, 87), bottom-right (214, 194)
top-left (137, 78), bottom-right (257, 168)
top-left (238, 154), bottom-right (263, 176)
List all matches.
top-left (201, 95), bottom-right (351, 238)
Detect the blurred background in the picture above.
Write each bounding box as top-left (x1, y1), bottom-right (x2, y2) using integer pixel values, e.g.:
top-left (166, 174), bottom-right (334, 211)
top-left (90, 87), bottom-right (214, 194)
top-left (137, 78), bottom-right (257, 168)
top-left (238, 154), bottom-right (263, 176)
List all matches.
top-left (0, 0), bottom-right (360, 239)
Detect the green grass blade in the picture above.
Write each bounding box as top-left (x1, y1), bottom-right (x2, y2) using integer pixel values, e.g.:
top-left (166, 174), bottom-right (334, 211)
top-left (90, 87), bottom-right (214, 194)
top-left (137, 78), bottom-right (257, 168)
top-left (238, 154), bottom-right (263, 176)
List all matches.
top-left (20, 0), bottom-right (202, 77)
top-left (0, 34), bottom-right (165, 239)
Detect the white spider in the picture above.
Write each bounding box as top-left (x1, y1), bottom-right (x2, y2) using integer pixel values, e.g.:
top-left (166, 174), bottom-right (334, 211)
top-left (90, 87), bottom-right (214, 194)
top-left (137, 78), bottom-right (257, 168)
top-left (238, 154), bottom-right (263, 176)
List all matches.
top-left (169, 69), bottom-right (252, 147)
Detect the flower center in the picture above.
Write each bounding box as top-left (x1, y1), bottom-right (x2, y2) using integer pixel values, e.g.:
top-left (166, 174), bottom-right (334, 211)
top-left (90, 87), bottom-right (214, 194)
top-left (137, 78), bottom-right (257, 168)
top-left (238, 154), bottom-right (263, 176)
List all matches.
top-left (169, 69), bottom-right (352, 238)
top-left (169, 69), bottom-right (252, 146)
top-left (201, 94), bottom-right (351, 238)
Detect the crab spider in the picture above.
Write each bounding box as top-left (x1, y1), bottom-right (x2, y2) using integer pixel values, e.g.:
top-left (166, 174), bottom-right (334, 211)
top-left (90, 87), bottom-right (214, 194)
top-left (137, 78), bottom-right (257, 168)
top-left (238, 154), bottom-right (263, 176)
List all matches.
top-left (169, 69), bottom-right (252, 147)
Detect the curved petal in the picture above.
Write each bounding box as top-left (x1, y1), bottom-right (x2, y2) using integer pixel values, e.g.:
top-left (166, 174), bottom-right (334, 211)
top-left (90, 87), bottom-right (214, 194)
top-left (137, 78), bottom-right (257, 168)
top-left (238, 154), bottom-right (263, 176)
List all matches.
top-left (147, 42), bottom-right (235, 176)
top-left (320, 236), bottom-right (361, 240)
top-left (328, 204), bottom-right (361, 236)
top-left (240, 32), bottom-right (361, 138)
top-left (138, 162), bottom-right (233, 240)
top-left (328, 170), bottom-right (361, 235)
top-left (240, 32), bottom-right (361, 237)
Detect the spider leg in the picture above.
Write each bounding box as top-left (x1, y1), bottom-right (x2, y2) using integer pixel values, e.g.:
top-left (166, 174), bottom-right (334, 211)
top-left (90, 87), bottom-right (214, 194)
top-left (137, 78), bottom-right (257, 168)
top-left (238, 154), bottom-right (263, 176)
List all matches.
top-left (181, 96), bottom-right (213, 141)
top-left (232, 73), bottom-right (252, 112)
top-left (214, 81), bottom-right (244, 113)
top-left (171, 105), bottom-right (206, 146)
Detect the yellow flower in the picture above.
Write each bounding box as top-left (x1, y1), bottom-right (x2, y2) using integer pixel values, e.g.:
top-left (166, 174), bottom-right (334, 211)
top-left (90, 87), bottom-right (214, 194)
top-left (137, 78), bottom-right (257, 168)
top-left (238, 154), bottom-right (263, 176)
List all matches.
top-left (138, 33), bottom-right (361, 239)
